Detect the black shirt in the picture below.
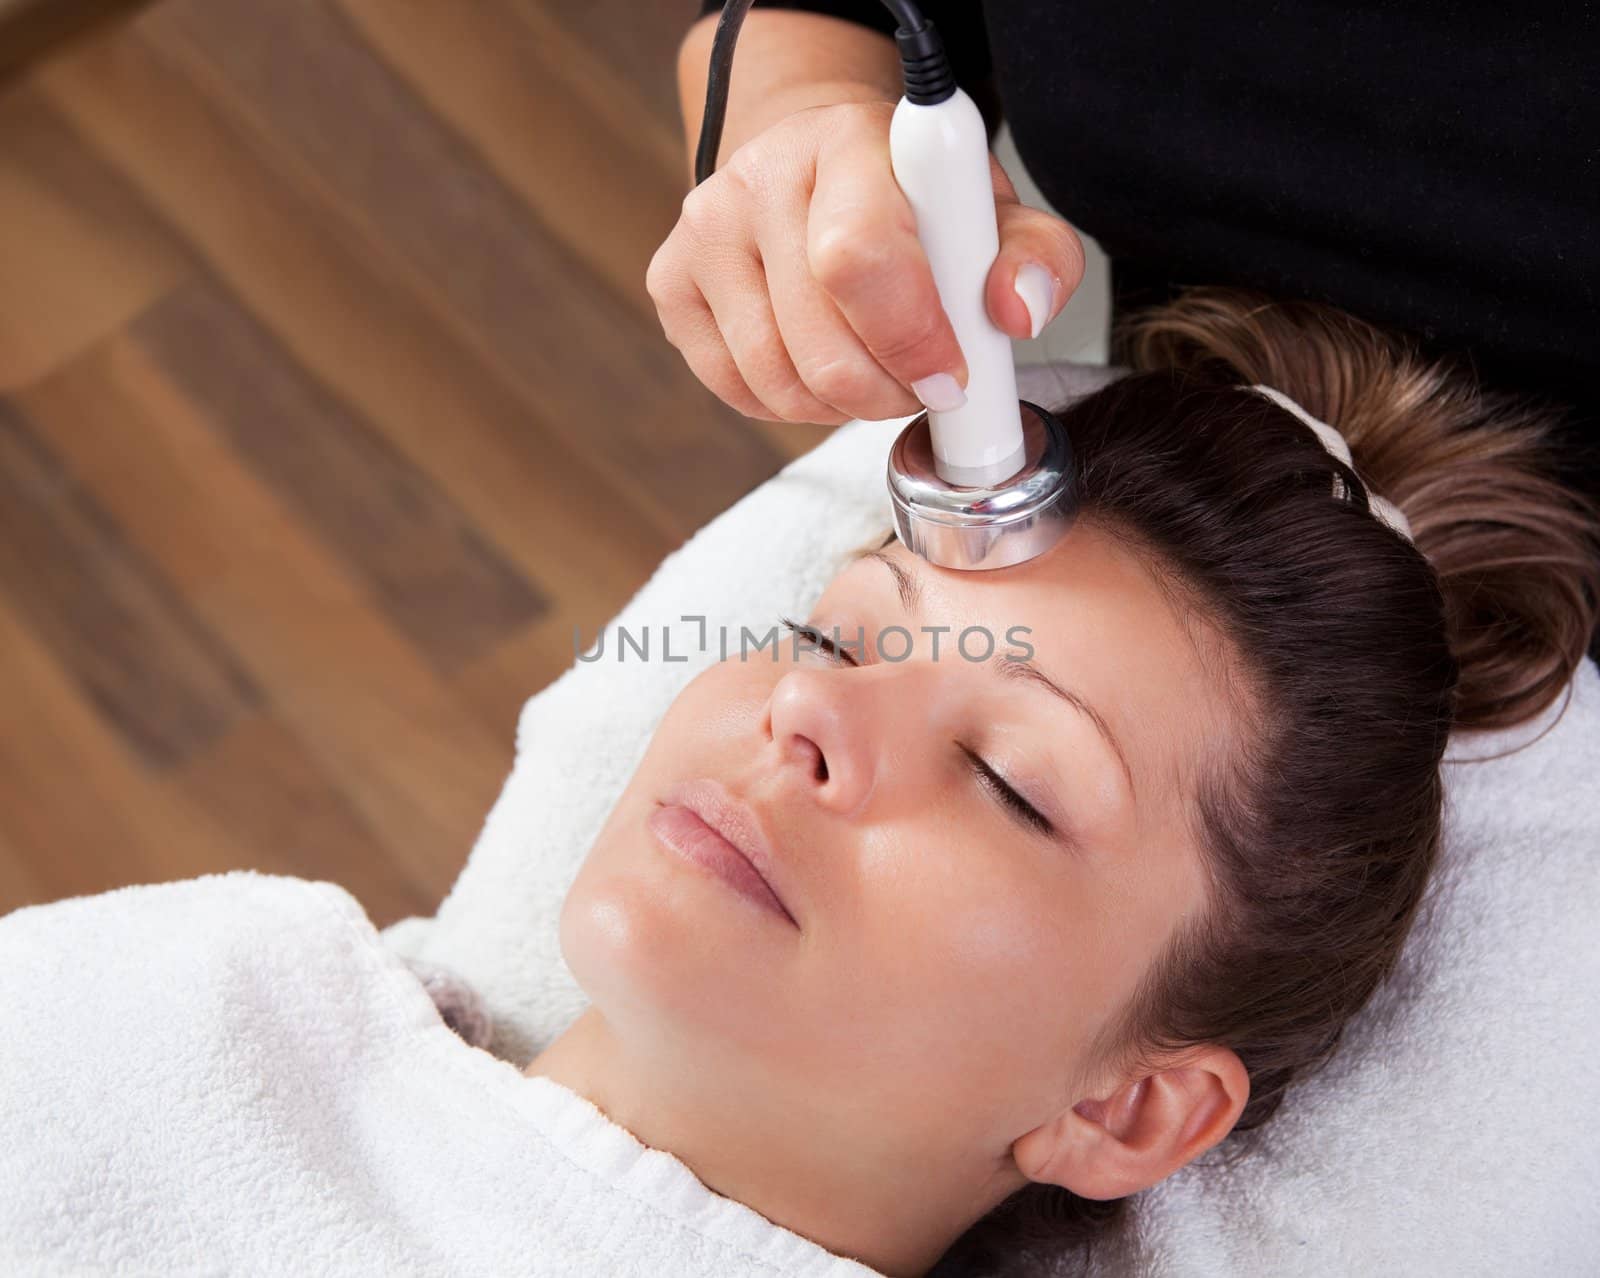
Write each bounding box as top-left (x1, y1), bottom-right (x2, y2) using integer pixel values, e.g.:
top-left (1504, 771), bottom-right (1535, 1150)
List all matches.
top-left (693, 1), bottom-right (1600, 503)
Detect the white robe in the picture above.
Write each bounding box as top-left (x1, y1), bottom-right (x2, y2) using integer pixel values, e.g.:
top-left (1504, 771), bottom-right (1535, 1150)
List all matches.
top-left (0, 871), bottom-right (881, 1278)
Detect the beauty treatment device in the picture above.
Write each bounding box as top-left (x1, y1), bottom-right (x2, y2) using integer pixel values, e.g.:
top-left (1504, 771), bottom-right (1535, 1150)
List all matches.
top-left (695, 0), bottom-right (1077, 570)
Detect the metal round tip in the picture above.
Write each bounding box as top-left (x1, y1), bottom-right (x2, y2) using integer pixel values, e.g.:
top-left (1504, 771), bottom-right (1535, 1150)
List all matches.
top-left (886, 400), bottom-right (1077, 570)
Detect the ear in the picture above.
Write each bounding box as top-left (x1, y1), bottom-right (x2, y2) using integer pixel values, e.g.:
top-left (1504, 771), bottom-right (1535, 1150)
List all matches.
top-left (1010, 1046), bottom-right (1250, 1201)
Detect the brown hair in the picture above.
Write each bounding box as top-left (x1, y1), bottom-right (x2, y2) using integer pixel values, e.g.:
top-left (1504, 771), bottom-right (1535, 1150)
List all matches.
top-left (924, 288), bottom-right (1600, 1276)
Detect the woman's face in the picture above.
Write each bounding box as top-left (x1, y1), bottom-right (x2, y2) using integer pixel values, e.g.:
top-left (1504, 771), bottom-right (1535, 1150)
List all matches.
top-left (558, 520), bottom-right (1231, 1167)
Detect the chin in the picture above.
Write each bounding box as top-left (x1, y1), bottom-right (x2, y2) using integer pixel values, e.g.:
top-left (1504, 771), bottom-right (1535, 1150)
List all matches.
top-left (556, 840), bottom-right (802, 1055)
top-left (559, 842), bottom-right (727, 1019)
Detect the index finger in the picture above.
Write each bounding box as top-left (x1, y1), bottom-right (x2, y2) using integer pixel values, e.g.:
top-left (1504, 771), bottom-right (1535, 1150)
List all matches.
top-left (804, 122), bottom-right (969, 402)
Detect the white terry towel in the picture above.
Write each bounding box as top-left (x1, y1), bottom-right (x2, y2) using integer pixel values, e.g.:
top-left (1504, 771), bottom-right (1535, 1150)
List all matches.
top-left (0, 871), bottom-right (880, 1278)
top-left (380, 359), bottom-right (1600, 1274)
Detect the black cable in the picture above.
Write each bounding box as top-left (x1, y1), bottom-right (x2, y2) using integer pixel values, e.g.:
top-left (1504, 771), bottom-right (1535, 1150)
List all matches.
top-left (693, 0), bottom-right (756, 189)
top-left (692, 0), bottom-right (955, 188)
top-left (875, 0), bottom-right (929, 31)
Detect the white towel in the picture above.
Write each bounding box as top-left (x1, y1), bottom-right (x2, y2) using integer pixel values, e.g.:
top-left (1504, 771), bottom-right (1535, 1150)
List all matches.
top-left (0, 871), bottom-right (881, 1277)
top-left (382, 358), bottom-right (1600, 1274)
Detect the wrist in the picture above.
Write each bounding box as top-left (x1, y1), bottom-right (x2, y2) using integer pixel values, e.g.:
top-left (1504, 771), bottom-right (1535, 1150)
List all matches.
top-left (747, 78), bottom-right (898, 135)
top-left (677, 10), bottom-right (902, 182)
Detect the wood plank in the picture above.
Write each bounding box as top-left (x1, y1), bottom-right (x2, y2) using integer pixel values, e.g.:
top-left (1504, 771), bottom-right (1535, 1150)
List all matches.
top-left (0, 819), bottom-right (49, 915)
top-left (0, 588), bottom-right (258, 915)
top-left (18, 333), bottom-right (511, 902)
top-left (172, 708), bottom-right (431, 929)
top-left (510, 0), bottom-right (835, 466)
top-left (0, 0), bottom-right (152, 87)
top-left (338, 0), bottom-right (830, 467)
top-left (0, 580), bottom-right (425, 923)
top-left (450, 597), bottom-right (614, 744)
top-left (532, 0), bottom-right (699, 136)
top-left (0, 89), bottom-right (186, 391)
top-left (0, 397), bottom-right (262, 768)
top-left (143, 0), bottom-right (794, 522)
top-left (2, 0), bottom-right (840, 918)
top-left (28, 41), bottom-right (675, 612)
top-left (338, 0), bottom-right (685, 323)
top-left (134, 283), bottom-right (548, 675)
top-left (340, 0), bottom-right (838, 467)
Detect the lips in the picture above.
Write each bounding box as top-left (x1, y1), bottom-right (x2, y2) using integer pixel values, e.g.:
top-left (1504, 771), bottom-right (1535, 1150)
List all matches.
top-left (656, 778), bottom-right (796, 926)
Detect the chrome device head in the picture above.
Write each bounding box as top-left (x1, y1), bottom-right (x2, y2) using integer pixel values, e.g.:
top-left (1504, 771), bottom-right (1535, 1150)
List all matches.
top-left (886, 399), bottom-right (1077, 571)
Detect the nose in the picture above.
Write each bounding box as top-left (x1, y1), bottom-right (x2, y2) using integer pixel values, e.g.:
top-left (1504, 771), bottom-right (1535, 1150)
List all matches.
top-left (765, 667), bottom-right (873, 816)
top-left (763, 657), bottom-right (940, 817)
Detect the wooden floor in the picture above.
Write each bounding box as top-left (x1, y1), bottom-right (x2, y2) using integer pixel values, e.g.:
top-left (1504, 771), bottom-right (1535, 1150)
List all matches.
top-left (0, 0), bottom-right (832, 927)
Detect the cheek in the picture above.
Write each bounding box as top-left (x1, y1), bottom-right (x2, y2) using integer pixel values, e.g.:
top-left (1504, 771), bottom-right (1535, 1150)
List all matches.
top-left (814, 817), bottom-right (1087, 1105)
top-left (605, 662), bottom-right (771, 814)
top-left (652, 660), bottom-right (773, 753)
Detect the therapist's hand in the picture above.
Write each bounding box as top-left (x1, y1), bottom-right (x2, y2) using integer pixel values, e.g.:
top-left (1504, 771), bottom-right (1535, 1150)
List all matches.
top-left (646, 100), bottom-right (1085, 425)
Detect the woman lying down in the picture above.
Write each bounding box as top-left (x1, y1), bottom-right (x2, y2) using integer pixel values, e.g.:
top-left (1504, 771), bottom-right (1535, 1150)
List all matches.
top-left (3, 289), bottom-right (1597, 1278)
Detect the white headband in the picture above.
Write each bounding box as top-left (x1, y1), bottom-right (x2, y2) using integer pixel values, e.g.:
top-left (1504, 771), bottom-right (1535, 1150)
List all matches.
top-left (1246, 384), bottom-right (1414, 544)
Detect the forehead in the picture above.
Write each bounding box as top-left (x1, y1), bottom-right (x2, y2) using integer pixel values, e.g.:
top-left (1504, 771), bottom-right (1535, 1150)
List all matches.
top-left (825, 523), bottom-right (1237, 804)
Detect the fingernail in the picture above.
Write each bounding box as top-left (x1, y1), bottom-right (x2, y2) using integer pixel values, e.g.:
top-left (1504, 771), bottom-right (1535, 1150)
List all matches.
top-left (910, 372), bottom-right (967, 412)
top-left (1013, 262), bottom-right (1060, 340)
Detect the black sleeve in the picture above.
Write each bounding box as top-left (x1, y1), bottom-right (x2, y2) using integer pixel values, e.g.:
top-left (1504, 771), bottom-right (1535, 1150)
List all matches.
top-left (692, 1), bottom-right (1000, 139)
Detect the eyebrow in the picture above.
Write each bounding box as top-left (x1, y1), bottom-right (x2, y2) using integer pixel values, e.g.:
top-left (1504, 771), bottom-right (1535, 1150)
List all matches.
top-left (858, 549), bottom-right (1138, 800)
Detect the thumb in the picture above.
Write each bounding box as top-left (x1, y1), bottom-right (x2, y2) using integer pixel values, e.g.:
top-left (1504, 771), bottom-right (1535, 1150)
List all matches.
top-left (984, 155), bottom-right (1086, 341)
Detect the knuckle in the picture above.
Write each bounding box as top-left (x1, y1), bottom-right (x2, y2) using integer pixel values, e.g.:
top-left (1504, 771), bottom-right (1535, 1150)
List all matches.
top-left (769, 371), bottom-right (822, 420)
top-left (678, 180), bottom-right (721, 231)
top-left (644, 245), bottom-right (676, 304)
top-left (1047, 223), bottom-right (1087, 285)
top-left (1064, 237), bottom-right (1087, 286)
top-left (809, 221), bottom-right (887, 289)
top-left (714, 380), bottom-right (762, 417)
top-left (868, 308), bottom-right (946, 367)
top-left (799, 354), bottom-right (867, 408)
top-left (834, 99), bottom-right (895, 137)
top-left (722, 147), bottom-right (770, 204)
top-left (695, 358), bottom-right (760, 417)
top-left (713, 383), bottom-right (762, 419)
top-left (758, 358), bottom-right (827, 421)
top-left (655, 316), bottom-right (686, 353)
top-left (1058, 229), bottom-right (1084, 268)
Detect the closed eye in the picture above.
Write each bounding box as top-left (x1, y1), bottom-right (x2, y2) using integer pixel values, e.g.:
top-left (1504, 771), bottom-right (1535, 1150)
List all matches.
top-left (962, 746), bottom-right (1054, 835)
top-left (780, 616), bottom-right (859, 666)
top-left (780, 616), bottom-right (1056, 836)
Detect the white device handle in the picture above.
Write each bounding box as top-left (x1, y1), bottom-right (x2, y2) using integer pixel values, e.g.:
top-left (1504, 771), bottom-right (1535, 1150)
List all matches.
top-left (889, 87), bottom-right (1025, 488)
